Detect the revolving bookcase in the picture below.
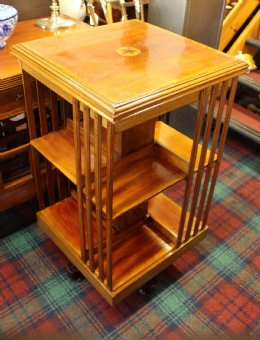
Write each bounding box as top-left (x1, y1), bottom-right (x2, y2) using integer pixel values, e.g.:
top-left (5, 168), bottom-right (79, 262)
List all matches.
top-left (12, 20), bottom-right (247, 305)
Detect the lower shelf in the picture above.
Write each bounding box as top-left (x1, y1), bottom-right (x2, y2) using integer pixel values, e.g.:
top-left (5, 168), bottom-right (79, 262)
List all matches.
top-left (148, 193), bottom-right (207, 242)
top-left (37, 195), bottom-right (208, 305)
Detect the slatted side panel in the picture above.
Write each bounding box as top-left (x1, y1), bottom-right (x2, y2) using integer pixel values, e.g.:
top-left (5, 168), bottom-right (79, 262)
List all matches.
top-left (23, 72), bottom-right (45, 209)
top-left (177, 78), bottom-right (238, 246)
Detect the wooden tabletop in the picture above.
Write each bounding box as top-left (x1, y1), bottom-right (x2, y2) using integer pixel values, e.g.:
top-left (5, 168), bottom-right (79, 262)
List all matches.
top-left (11, 20), bottom-right (247, 125)
top-left (0, 19), bottom-right (90, 91)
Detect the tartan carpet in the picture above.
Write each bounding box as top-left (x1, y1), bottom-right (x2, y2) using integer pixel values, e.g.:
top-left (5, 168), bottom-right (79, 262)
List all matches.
top-left (1, 131), bottom-right (259, 339)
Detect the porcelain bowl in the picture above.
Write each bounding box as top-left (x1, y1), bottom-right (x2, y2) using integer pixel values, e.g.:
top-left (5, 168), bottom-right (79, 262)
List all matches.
top-left (0, 4), bottom-right (18, 48)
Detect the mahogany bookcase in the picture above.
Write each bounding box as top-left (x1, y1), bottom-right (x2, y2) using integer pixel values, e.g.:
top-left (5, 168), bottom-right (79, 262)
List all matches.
top-left (12, 20), bottom-right (247, 305)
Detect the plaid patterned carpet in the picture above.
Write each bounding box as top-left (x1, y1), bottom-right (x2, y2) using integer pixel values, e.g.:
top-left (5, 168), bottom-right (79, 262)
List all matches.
top-left (1, 131), bottom-right (259, 339)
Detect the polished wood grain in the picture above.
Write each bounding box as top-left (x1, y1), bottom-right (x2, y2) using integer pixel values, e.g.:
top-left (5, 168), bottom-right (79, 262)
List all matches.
top-left (154, 121), bottom-right (216, 173)
top-left (96, 222), bottom-right (172, 291)
top-left (148, 193), bottom-right (207, 243)
top-left (92, 146), bottom-right (186, 218)
top-left (11, 20), bottom-right (247, 127)
top-left (31, 127), bottom-right (106, 185)
top-left (37, 197), bottom-right (100, 258)
top-left (14, 19), bottom-right (248, 305)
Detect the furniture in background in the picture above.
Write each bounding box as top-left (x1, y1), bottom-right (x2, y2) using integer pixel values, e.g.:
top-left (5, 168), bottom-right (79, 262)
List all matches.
top-left (3, 0), bottom-right (50, 21)
top-left (12, 20), bottom-right (247, 305)
top-left (220, 1), bottom-right (260, 143)
top-left (0, 19), bottom-right (90, 211)
top-left (147, 0), bottom-right (226, 138)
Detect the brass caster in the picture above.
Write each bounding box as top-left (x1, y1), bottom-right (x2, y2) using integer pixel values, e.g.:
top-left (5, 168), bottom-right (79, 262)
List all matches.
top-left (66, 262), bottom-right (85, 282)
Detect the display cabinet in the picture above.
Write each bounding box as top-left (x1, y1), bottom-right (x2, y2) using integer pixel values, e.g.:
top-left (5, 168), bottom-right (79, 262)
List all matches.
top-left (12, 20), bottom-right (247, 305)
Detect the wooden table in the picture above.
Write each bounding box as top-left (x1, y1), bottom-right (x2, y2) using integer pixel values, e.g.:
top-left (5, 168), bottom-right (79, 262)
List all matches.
top-left (12, 20), bottom-right (247, 305)
top-left (0, 19), bottom-right (89, 211)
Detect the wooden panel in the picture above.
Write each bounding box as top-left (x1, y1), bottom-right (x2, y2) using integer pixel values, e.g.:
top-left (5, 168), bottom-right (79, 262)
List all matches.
top-left (0, 174), bottom-right (36, 212)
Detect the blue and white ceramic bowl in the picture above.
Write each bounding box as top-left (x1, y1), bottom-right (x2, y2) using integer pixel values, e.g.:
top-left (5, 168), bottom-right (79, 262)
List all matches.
top-left (0, 4), bottom-right (18, 48)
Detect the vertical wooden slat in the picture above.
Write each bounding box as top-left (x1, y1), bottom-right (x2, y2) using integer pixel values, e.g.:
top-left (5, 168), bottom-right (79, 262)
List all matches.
top-left (202, 78), bottom-right (238, 229)
top-left (36, 81), bottom-right (48, 135)
top-left (36, 81), bottom-right (55, 204)
top-left (23, 72), bottom-right (45, 208)
top-left (185, 85), bottom-right (219, 239)
top-left (106, 122), bottom-right (114, 290)
top-left (94, 113), bottom-right (104, 281)
top-left (61, 100), bottom-right (71, 127)
top-left (177, 89), bottom-right (207, 247)
top-left (73, 99), bottom-right (86, 263)
top-left (50, 91), bottom-right (59, 131)
top-left (22, 70), bottom-right (37, 140)
top-left (57, 171), bottom-right (68, 200)
top-left (31, 147), bottom-right (45, 209)
top-left (194, 81), bottom-right (229, 234)
top-left (83, 106), bottom-right (95, 272)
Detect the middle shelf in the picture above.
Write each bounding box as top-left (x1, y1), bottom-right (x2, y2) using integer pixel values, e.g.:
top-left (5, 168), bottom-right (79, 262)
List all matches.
top-left (30, 120), bottom-right (217, 220)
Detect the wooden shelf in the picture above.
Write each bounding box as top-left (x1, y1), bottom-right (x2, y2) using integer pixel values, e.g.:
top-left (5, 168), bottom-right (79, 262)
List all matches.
top-left (37, 197), bottom-right (101, 258)
top-left (154, 121), bottom-right (215, 172)
top-left (100, 222), bottom-right (173, 291)
top-left (37, 195), bottom-right (174, 292)
top-left (31, 127), bottom-right (106, 185)
top-left (148, 193), bottom-right (207, 243)
top-left (93, 146), bottom-right (186, 219)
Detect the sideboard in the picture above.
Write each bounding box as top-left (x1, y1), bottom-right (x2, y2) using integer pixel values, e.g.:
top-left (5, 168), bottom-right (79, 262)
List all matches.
top-left (0, 19), bottom-right (90, 211)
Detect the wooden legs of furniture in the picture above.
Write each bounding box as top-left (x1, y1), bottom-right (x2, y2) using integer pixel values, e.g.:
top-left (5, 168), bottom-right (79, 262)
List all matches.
top-left (23, 68), bottom-right (238, 305)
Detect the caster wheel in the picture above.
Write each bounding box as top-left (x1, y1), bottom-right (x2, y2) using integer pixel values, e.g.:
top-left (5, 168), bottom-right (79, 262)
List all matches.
top-left (66, 262), bottom-right (85, 282)
top-left (138, 278), bottom-right (158, 296)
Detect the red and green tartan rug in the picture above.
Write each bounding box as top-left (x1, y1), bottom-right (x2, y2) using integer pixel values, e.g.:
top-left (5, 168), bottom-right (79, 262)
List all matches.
top-left (1, 131), bottom-right (259, 339)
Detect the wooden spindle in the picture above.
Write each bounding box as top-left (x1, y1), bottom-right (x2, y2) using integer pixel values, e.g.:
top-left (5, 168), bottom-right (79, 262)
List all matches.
top-left (73, 99), bottom-right (86, 263)
top-left (57, 171), bottom-right (68, 201)
top-left (61, 100), bottom-right (71, 127)
top-left (36, 81), bottom-right (55, 204)
top-left (31, 147), bottom-right (45, 209)
top-left (202, 78), bottom-right (238, 229)
top-left (22, 70), bottom-right (37, 140)
top-left (94, 113), bottom-right (104, 281)
top-left (23, 73), bottom-right (45, 208)
top-left (106, 122), bottom-right (114, 290)
top-left (177, 89), bottom-right (207, 246)
top-left (50, 91), bottom-right (59, 131)
top-left (36, 81), bottom-right (48, 135)
top-left (83, 106), bottom-right (95, 272)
